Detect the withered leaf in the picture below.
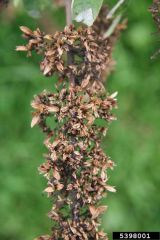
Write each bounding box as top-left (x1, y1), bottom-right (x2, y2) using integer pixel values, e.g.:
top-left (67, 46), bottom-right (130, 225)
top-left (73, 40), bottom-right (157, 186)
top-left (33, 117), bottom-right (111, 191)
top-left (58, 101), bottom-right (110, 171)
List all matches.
top-left (52, 140), bottom-right (60, 148)
top-left (74, 151), bottom-right (80, 156)
top-left (20, 26), bottom-right (33, 35)
top-left (33, 28), bottom-right (42, 37)
top-left (44, 186), bottom-right (54, 193)
top-left (89, 205), bottom-right (107, 219)
top-left (38, 163), bottom-right (50, 174)
top-left (102, 128), bottom-right (107, 136)
top-left (46, 50), bottom-right (55, 56)
top-left (16, 46), bottom-right (28, 51)
top-left (69, 226), bottom-right (77, 234)
top-left (51, 150), bottom-right (57, 161)
top-left (53, 169), bottom-right (61, 180)
top-left (98, 231), bottom-right (107, 238)
top-left (109, 91), bottom-right (118, 99)
top-left (43, 65), bottom-right (52, 76)
top-left (107, 160), bottom-right (115, 170)
top-left (106, 185), bottom-right (116, 192)
top-left (72, 123), bottom-right (81, 129)
top-left (56, 183), bottom-right (64, 190)
top-left (31, 114), bottom-right (40, 128)
top-left (67, 184), bottom-right (73, 191)
top-left (61, 106), bottom-right (68, 113)
top-left (81, 76), bottom-right (90, 89)
top-left (44, 34), bottom-right (53, 40)
top-left (47, 106), bottom-right (59, 113)
top-left (56, 62), bottom-right (64, 72)
top-left (57, 47), bottom-right (63, 56)
top-left (101, 170), bottom-right (107, 182)
top-left (87, 115), bottom-right (95, 125)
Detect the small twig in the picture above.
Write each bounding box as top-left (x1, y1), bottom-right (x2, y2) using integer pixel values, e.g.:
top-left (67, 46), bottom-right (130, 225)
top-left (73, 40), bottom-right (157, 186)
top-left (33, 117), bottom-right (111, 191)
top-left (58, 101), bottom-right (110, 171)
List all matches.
top-left (65, 0), bottom-right (72, 26)
top-left (104, 14), bottom-right (122, 38)
top-left (107, 0), bottom-right (126, 19)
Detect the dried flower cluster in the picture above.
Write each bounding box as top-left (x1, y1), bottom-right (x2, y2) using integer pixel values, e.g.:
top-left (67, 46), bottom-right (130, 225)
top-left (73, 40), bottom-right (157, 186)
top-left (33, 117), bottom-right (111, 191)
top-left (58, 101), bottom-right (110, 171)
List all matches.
top-left (149, 0), bottom-right (160, 58)
top-left (16, 25), bottom-right (110, 89)
top-left (31, 86), bottom-right (117, 240)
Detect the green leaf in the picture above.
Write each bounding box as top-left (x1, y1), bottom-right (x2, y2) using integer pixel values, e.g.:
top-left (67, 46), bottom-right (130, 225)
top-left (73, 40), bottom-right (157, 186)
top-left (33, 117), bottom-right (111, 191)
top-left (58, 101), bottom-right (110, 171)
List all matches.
top-left (72, 0), bottom-right (104, 26)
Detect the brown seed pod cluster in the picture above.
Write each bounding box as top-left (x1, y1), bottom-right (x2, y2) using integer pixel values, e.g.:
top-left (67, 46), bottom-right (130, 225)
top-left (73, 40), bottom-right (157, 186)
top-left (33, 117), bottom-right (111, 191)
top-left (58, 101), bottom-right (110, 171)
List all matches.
top-left (31, 86), bottom-right (117, 240)
top-left (149, 0), bottom-right (160, 58)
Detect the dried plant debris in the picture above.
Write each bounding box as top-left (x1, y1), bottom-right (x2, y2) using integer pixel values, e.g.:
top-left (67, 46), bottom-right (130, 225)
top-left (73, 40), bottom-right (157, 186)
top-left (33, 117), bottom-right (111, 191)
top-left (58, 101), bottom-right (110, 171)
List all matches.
top-left (149, 0), bottom-right (160, 58)
top-left (17, 7), bottom-right (125, 87)
top-left (32, 86), bottom-right (117, 240)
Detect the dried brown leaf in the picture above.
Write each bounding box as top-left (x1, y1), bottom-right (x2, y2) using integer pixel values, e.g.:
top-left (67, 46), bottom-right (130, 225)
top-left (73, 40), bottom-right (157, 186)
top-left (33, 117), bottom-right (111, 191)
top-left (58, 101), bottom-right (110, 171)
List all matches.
top-left (53, 169), bottom-right (61, 180)
top-left (56, 183), bottom-right (64, 190)
top-left (43, 65), bottom-right (52, 76)
top-left (105, 185), bottom-right (116, 192)
top-left (44, 187), bottom-right (54, 193)
top-left (47, 106), bottom-right (59, 113)
top-left (20, 26), bottom-right (33, 35)
top-left (81, 76), bottom-right (90, 89)
top-left (51, 150), bottom-right (57, 161)
top-left (31, 114), bottom-right (40, 128)
top-left (16, 46), bottom-right (28, 51)
top-left (89, 205), bottom-right (107, 219)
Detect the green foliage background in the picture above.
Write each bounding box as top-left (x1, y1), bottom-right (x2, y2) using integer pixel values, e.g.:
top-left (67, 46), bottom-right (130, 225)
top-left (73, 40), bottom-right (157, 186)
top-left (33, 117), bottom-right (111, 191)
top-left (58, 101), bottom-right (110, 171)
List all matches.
top-left (0, 1), bottom-right (160, 239)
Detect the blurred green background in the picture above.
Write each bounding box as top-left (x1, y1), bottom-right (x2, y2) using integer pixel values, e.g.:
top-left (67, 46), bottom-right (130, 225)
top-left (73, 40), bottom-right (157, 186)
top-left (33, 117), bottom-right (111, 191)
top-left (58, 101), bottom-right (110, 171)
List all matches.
top-left (0, 1), bottom-right (160, 239)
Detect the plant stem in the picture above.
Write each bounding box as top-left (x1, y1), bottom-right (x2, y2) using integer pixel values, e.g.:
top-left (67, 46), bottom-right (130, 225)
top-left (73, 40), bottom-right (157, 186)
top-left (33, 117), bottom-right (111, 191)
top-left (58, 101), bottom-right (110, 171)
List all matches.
top-left (65, 0), bottom-right (75, 86)
top-left (104, 14), bottom-right (122, 38)
top-left (65, 1), bottom-right (79, 223)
